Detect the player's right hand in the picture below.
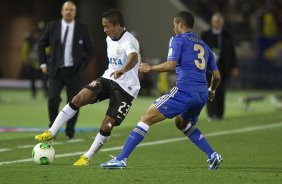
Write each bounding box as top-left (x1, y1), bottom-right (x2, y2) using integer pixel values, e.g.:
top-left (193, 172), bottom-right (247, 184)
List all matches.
top-left (41, 66), bottom-right (48, 74)
top-left (110, 69), bottom-right (125, 79)
top-left (208, 87), bottom-right (216, 101)
top-left (139, 63), bottom-right (151, 73)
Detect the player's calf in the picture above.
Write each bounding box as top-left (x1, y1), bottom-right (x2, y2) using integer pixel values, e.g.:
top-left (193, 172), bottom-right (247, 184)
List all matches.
top-left (175, 115), bottom-right (191, 131)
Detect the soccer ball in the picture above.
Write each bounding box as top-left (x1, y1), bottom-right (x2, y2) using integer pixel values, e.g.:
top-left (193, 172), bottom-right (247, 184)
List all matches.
top-left (32, 143), bottom-right (55, 165)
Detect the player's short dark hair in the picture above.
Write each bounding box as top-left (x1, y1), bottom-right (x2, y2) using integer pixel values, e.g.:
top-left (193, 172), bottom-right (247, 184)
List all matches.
top-left (102, 9), bottom-right (124, 27)
top-left (174, 11), bottom-right (194, 29)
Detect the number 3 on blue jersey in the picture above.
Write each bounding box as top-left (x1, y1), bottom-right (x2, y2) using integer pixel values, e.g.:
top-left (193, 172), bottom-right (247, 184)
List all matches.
top-left (194, 44), bottom-right (206, 70)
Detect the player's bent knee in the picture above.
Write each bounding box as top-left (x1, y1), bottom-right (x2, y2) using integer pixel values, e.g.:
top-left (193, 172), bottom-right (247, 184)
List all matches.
top-left (141, 113), bottom-right (157, 126)
top-left (71, 95), bottom-right (83, 107)
top-left (141, 105), bottom-right (166, 125)
top-left (71, 93), bottom-right (90, 108)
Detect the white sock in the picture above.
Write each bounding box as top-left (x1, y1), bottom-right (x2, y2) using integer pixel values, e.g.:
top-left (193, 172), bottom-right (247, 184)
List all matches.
top-left (83, 133), bottom-right (110, 159)
top-left (137, 122), bottom-right (150, 131)
top-left (49, 103), bottom-right (77, 136)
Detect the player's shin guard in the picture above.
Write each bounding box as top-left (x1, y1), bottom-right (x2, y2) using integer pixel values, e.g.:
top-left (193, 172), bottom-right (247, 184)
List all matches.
top-left (183, 125), bottom-right (215, 159)
top-left (49, 102), bottom-right (78, 136)
top-left (116, 122), bottom-right (149, 161)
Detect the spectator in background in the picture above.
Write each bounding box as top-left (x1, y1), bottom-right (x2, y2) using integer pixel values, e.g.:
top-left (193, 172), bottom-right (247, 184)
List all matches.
top-left (38, 1), bottom-right (94, 139)
top-left (21, 21), bottom-right (48, 98)
top-left (201, 12), bottom-right (239, 121)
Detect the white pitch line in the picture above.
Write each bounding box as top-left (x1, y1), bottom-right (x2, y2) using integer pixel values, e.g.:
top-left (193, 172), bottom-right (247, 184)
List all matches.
top-left (1, 122), bottom-right (282, 166)
top-left (0, 148), bottom-right (11, 152)
top-left (50, 142), bottom-right (64, 145)
top-left (66, 138), bottom-right (85, 143)
top-left (16, 139), bottom-right (85, 149)
top-left (17, 145), bottom-right (35, 149)
top-left (17, 142), bottom-right (64, 148)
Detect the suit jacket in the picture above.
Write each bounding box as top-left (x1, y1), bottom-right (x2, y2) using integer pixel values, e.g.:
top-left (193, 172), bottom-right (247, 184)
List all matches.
top-left (38, 20), bottom-right (94, 78)
top-left (201, 28), bottom-right (237, 80)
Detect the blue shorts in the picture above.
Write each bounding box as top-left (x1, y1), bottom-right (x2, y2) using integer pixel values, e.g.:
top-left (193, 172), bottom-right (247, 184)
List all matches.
top-left (154, 87), bottom-right (208, 125)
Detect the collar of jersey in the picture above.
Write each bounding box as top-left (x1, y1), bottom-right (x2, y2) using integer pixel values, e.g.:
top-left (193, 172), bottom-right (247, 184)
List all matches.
top-left (111, 30), bottom-right (127, 41)
top-left (183, 31), bottom-right (193, 35)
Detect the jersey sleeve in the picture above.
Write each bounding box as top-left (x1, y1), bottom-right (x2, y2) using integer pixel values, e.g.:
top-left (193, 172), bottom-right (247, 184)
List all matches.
top-left (167, 36), bottom-right (181, 61)
top-left (125, 39), bottom-right (139, 55)
top-left (207, 47), bottom-right (218, 72)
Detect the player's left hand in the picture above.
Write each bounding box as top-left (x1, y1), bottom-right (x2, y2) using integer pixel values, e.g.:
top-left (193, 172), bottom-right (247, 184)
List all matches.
top-left (110, 69), bottom-right (125, 79)
top-left (139, 63), bottom-right (151, 73)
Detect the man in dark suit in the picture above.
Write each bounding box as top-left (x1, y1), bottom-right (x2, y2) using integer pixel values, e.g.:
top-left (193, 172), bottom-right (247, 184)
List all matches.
top-left (201, 12), bottom-right (239, 120)
top-left (38, 1), bottom-right (94, 139)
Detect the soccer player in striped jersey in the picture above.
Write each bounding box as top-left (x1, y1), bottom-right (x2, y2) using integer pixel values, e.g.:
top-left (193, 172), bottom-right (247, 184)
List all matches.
top-left (101, 11), bottom-right (223, 170)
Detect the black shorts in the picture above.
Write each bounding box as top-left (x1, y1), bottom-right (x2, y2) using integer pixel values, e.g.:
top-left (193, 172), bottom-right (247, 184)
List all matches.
top-left (85, 77), bottom-right (134, 126)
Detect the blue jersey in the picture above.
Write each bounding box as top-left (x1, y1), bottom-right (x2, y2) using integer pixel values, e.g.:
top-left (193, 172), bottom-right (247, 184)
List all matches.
top-left (153, 32), bottom-right (218, 123)
top-left (167, 32), bottom-right (218, 92)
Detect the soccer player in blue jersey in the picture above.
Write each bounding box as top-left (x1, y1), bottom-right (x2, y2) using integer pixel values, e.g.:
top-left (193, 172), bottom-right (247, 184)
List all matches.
top-left (101, 11), bottom-right (223, 170)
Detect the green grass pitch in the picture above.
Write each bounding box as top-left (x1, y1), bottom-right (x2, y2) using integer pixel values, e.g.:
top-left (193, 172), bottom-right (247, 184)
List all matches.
top-left (0, 89), bottom-right (282, 184)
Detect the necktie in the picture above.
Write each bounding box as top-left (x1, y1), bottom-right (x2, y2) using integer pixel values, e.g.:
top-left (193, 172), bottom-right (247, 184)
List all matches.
top-left (61, 25), bottom-right (69, 67)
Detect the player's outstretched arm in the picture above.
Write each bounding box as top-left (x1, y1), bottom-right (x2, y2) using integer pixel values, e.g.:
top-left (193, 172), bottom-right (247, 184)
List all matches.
top-left (111, 52), bottom-right (138, 79)
top-left (139, 60), bottom-right (176, 73)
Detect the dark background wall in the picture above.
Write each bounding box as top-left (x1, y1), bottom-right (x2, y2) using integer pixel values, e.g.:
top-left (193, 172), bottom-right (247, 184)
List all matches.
top-left (1, 0), bottom-right (282, 89)
top-left (0, 0), bottom-right (202, 79)
top-left (0, 0), bottom-right (117, 80)
top-left (0, 0), bottom-right (190, 80)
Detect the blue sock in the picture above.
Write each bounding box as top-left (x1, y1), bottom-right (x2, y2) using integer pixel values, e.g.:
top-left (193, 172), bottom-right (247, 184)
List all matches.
top-left (185, 127), bottom-right (215, 159)
top-left (116, 122), bottom-right (149, 161)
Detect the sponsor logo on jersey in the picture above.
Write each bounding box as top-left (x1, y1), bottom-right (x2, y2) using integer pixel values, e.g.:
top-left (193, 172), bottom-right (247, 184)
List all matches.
top-left (109, 58), bottom-right (123, 65)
